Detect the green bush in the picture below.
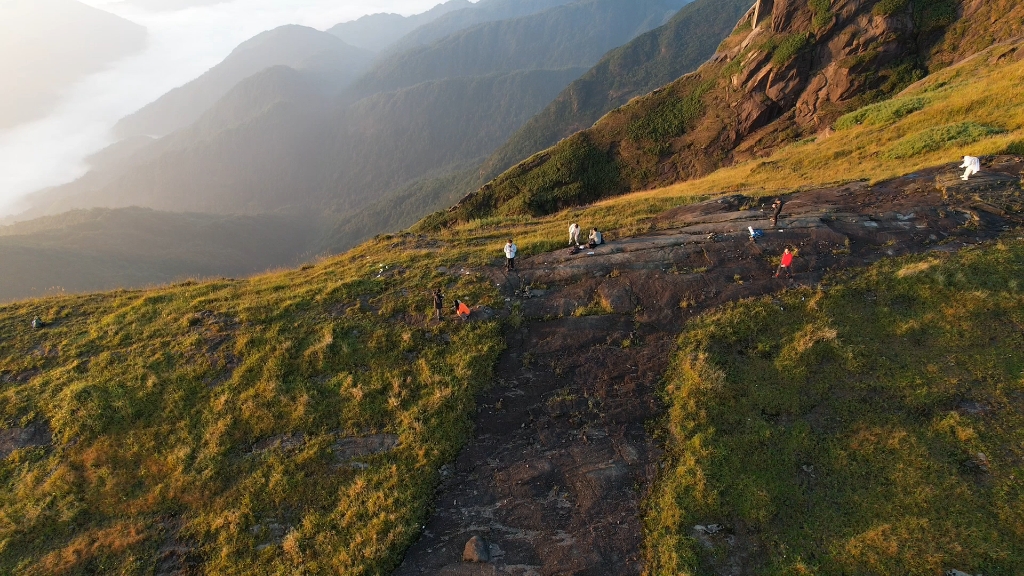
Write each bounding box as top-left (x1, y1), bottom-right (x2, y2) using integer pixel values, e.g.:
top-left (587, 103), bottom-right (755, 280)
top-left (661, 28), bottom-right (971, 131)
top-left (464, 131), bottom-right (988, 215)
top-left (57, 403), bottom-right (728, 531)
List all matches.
top-left (835, 96), bottom-right (927, 130)
top-left (1005, 140), bottom-right (1024, 155)
top-left (873, 0), bottom-right (909, 16)
top-left (883, 122), bottom-right (1005, 159)
top-left (773, 33), bottom-right (811, 65)
top-left (809, 0), bottom-right (833, 29)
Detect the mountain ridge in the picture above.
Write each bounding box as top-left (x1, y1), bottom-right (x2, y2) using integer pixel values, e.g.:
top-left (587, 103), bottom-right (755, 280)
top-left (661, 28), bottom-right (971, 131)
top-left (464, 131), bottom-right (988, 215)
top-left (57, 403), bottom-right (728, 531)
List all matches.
top-left (114, 25), bottom-right (370, 139)
top-left (441, 0), bottom-right (1024, 224)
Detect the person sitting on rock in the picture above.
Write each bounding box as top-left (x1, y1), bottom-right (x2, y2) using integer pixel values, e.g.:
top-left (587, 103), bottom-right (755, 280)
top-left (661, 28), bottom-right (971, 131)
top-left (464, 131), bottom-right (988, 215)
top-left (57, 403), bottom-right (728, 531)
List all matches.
top-left (960, 155), bottom-right (981, 181)
top-left (587, 228), bottom-right (604, 248)
top-left (455, 300), bottom-right (471, 320)
top-left (569, 222), bottom-right (581, 246)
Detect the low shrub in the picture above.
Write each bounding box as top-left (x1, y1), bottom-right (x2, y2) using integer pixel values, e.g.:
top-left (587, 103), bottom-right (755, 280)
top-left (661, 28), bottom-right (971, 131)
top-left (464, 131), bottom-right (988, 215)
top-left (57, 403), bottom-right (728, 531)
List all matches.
top-left (835, 97), bottom-right (927, 130)
top-left (883, 122), bottom-right (1005, 159)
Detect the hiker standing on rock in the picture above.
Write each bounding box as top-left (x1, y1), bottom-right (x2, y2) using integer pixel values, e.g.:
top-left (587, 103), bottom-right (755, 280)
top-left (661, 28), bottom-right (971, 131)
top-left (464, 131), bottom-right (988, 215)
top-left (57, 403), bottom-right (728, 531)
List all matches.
top-left (433, 288), bottom-right (444, 321)
top-left (775, 247), bottom-right (794, 279)
top-left (569, 222), bottom-right (581, 246)
top-left (504, 238), bottom-right (518, 272)
top-left (770, 198), bottom-right (784, 228)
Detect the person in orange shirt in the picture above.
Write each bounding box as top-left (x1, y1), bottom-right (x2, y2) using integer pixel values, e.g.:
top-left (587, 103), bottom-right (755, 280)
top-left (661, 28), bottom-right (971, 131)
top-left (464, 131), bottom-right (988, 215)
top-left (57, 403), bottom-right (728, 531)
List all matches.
top-left (775, 247), bottom-right (794, 279)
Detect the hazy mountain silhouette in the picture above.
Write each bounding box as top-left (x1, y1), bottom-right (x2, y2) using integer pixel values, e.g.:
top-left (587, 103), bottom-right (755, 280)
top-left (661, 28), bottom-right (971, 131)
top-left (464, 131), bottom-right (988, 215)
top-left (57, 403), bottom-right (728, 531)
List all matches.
top-left (0, 207), bottom-right (318, 302)
top-left (352, 0), bottom-right (692, 96)
top-left (0, 0), bottom-right (147, 131)
top-left (119, 0), bottom-right (229, 10)
top-left (23, 67), bottom-right (583, 219)
top-left (383, 0), bottom-right (578, 54)
top-left (114, 25), bottom-right (370, 138)
top-left (327, 0), bottom-right (473, 53)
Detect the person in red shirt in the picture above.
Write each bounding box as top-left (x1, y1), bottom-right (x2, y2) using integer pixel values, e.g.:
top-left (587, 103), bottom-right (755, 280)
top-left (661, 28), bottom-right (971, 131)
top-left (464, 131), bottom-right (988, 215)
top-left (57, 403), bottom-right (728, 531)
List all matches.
top-left (775, 247), bottom-right (795, 278)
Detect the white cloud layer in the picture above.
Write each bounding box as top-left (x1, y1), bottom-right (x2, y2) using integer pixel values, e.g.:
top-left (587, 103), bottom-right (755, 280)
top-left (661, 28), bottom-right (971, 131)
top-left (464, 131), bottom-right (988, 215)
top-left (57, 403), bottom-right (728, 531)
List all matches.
top-left (0, 0), bottom-right (455, 217)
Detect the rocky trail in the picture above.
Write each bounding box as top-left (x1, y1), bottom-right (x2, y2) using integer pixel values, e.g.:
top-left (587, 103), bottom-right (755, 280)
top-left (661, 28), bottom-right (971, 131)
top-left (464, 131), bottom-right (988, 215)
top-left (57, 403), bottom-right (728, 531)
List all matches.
top-left (395, 157), bottom-right (1024, 576)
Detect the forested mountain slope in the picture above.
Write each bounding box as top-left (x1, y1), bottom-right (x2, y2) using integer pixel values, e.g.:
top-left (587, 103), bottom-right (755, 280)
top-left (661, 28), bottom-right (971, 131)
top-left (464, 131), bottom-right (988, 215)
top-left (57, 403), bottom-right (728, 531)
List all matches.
top-left (383, 0), bottom-right (578, 54)
top-left (21, 68), bottom-right (584, 220)
top-left (351, 0), bottom-right (691, 96)
top-left (444, 0), bottom-right (1024, 223)
top-left (479, 0), bottom-right (751, 180)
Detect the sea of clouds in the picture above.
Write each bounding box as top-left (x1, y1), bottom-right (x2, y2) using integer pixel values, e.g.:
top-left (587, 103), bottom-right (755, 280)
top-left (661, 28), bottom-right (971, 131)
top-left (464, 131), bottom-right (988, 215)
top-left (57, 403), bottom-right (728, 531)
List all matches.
top-left (0, 0), bottom-right (453, 216)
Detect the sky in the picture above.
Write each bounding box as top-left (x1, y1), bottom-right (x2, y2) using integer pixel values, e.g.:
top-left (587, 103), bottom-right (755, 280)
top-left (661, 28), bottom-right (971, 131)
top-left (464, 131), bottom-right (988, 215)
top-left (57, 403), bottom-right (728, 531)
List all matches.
top-left (0, 0), bottom-right (454, 217)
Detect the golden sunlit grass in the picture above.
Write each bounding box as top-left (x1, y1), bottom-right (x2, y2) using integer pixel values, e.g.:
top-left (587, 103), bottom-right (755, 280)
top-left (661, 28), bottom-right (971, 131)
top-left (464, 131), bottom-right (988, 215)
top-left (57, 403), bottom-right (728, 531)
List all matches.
top-left (0, 243), bottom-right (503, 575)
top-left (646, 243), bottom-right (1024, 575)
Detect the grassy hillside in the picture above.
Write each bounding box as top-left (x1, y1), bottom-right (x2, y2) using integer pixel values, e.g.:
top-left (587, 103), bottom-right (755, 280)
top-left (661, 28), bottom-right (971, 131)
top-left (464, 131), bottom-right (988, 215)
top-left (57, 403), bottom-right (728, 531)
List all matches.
top-left (648, 245), bottom-right (1024, 574)
top-left (478, 0), bottom-right (750, 180)
top-left (0, 238), bottom-right (504, 575)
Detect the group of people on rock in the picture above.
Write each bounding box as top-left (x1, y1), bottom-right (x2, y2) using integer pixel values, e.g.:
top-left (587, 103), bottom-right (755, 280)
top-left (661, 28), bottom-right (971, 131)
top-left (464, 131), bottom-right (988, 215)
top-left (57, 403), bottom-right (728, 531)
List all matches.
top-left (426, 155), bottom-right (986, 322)
top-left (568, 222), bottom-right (603, 249)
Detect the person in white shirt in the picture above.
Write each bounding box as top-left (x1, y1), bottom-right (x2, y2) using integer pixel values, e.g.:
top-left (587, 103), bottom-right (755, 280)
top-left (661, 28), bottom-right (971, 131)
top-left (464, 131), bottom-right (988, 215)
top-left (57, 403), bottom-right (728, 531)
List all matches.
top-left (960, 155), bottom-right (981, 181)
top-left (504, 238), bottom-right (518, 271)
top-left (569, 222), bottom-right (581, 246)
top-left (587, 228), bottom-right (603, 248)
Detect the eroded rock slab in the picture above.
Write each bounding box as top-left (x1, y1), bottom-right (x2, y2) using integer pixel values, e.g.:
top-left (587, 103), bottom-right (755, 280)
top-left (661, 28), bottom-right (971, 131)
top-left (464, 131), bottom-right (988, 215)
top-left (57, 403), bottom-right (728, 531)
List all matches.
top-left (396, 158), bottom-right (1024, 575)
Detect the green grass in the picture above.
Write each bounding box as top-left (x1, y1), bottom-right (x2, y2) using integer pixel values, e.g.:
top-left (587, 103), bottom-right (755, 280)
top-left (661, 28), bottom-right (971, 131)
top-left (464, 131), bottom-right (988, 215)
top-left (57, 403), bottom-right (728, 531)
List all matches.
top-left (0, 240), bottom-right (503, 575)
top-left (884, 122), bottom-right (1005, 159)
top-left (646, 243), bottom-right (1024, 575)
top-left (771, 33), bottom-right (811, 65)
top-left (834, 96), bottom-right (927, 130)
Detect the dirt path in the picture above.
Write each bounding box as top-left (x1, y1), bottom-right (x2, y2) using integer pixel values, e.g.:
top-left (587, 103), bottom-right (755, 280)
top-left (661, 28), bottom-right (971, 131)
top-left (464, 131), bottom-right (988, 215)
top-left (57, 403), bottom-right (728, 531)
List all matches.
top-left (394, 158), bottom-right (1024, 575)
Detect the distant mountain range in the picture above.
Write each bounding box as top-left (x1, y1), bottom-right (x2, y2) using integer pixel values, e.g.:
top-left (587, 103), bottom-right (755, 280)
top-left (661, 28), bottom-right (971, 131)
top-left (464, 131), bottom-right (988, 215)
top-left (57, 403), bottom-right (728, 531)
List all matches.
top-left (114, 25), bottom-right (371, 139)
top-left (327, 0), bottom-right (474, 53)
top-left (23, 0), bottom-right (695, 219)
top-left (2, 0), bottom-right (763, 301)
top-left (0, 0), bottom-right (147, 131)
top-left (119, 0), bottom-right (231, 10)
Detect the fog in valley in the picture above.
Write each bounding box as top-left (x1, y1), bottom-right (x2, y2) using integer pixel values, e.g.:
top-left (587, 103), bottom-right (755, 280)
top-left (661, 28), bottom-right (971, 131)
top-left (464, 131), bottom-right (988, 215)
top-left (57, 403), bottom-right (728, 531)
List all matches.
top-left (0, 0), bottom-right (454, 215)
